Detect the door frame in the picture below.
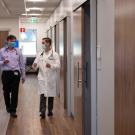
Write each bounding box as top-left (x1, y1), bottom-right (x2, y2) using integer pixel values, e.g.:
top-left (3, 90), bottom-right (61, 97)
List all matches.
top-left (71, 0), bottom-right (97, 134)
top-left (89, 0), bottom-right (97, 135)
top-left (66, 16), bottom-right (72, 115)
top-left (82, 1), bottom-right (91, 135)
top-left (63, 17), bottom-right (68, 109)
top-left (57, 16), bottom-right (74, 113)
top-left (55, 23), bottom-right (60, 97)
top-left (58, 18), bottom-right (68, 110)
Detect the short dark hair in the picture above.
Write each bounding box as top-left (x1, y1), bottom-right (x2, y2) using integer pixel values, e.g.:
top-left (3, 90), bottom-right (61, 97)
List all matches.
top-left (42, 37), bottom-right (52, 45)
top-left (7, 35), bottom-right (16, 41)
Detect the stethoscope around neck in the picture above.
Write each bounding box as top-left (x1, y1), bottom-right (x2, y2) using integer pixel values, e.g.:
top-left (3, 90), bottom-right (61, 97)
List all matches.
top-left (40, 49), bottom-right (54, 60)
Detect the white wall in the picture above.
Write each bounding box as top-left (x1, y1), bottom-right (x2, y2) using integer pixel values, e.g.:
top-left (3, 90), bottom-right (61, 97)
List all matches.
top-left (19, 22), bottom-right (46, 52)
top-left (97, 0), bottom-right (114, 135)
top-left (44, 0), bottom-right (87, 30)
top-left (0, 18), bottom-right (46, 53)
top-left (0, 18), bottom-right (19, 39)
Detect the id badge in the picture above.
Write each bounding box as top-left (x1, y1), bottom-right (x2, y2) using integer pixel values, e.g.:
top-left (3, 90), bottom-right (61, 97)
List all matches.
top-left (14, 71), bottom-right (18, 76)
top-left (48, 54), bottom-right (54, 60)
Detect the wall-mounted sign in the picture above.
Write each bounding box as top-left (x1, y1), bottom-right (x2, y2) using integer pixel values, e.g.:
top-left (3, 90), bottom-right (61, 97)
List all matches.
top-left (20, 28), bottom-right (25, 32)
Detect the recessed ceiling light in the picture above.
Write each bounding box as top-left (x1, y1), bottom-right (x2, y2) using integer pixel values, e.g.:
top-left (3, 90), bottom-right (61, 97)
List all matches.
top-left (22, 13), bottom-right (41, 16)
top-left (26, 7), bottom-right (45, 11)
top-left (26, 0), bottom-right (47, 2)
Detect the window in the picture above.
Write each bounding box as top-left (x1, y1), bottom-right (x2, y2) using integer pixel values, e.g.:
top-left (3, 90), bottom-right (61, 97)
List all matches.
top-left (19, 29), bottom-right (37, 56)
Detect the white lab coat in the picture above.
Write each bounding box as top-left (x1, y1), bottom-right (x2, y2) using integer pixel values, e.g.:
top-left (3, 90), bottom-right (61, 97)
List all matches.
top-left (33, 49), bottom-right (60, 97)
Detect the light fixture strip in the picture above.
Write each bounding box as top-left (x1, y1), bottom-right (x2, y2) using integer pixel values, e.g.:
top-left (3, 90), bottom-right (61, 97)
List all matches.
top-left (26, 7), bottom-right (44, 11)
top-left (22, 13), bottom-right (41, 16)
top-left (24, 0), bottom-right (27, 16)
top-left (26, 0), bottom-right (47, 2)
top-left (1, 0), bottom-right (10, 15)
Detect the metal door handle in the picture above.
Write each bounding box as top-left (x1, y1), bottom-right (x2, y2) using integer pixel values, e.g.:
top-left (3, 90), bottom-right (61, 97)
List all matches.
top-left (77, 62), bottom-right (82, 88)
top-left (85, 62), bottom-right (88, 88)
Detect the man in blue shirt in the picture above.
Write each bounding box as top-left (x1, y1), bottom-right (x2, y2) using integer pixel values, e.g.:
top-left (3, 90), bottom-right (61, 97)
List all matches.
top-left (0, 35), bottom-right (25, 118)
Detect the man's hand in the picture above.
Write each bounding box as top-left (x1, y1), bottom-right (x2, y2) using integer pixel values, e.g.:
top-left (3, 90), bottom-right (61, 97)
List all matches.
top-left (22, 78), bottom-right (25, 84)
top-left (32, 63), bottom-right (37, 69)
top-left (3, 60), bottom-right (9, 64)
top-left (46, 63), bottom-right (51, 68)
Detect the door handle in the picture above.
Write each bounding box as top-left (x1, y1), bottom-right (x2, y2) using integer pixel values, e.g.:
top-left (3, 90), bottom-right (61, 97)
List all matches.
top-left (85, 62), bottom-right (88, 88)
top-left (77, 62), bottom-right (82, 88)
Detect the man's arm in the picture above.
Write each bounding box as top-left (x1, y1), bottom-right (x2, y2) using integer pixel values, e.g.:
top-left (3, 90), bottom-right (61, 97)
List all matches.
top-left (32, 53), bottom-right (40, 70)
top-left (50, 53), bottom-right (60, 70)
top-left (19, 50), bottom-right (26, 83)
top-left (0, 49), bottom-right (10, 66)
top-left (0, 49), bottom-right (4, 65)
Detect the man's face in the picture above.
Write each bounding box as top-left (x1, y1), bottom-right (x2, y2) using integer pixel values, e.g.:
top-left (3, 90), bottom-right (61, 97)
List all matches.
top-left (44, 41), bottom-right (50, 48)
top-left (7, 38), bottom-right (16, 48)
top-left (42, 39), bottom-right (51, 51)
top-left (42, 39), bottom-right (45, 45)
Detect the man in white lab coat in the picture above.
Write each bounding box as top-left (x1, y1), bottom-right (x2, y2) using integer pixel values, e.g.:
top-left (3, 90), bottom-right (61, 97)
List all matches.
top-left (32, 37), bottom-right (60, 118)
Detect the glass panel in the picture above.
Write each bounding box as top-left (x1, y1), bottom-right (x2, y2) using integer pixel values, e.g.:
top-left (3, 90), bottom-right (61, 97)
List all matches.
top-left (20, 29), bottom-right (36, 42)
top-left (19, 29), bottom-right (37, 56)
top-left (73, 7), bottom-right (83, 135)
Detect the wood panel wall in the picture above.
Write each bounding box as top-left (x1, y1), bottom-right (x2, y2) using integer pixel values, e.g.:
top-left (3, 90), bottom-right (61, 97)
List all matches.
top-left (0, 31), bottom-right (8, 48)
top-left (115, 0), bottom-right (135, 135)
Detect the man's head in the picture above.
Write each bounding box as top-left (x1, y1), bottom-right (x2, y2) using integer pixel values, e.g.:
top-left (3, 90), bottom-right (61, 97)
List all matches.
top-left (42, 37), bottom-right (52, 51)
top-left (6, 35), bottom-right (17, 48)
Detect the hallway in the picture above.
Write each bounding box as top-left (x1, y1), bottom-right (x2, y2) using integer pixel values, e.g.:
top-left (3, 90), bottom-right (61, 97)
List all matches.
top-left (5, 75), bottom-right (77, 135)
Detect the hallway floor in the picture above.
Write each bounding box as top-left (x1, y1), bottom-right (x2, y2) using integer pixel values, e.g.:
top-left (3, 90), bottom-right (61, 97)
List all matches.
top-left (4, 75), bottom-right (77, 135)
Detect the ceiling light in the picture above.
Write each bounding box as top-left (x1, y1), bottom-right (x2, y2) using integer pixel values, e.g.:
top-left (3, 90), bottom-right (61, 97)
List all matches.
top-left (26, 7), bottom-right (45, 11)
top-left (22, 13), bottom-right (41, 16)
top-left (26, 0), bottom-right (47, 2)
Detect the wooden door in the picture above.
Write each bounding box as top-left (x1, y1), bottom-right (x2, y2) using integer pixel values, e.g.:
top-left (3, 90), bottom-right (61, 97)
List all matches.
top-left (59, 19), bottom-right (67, 109)
top-left (0, 31), bottom-right (9, 48)
top-left (115, 0), bottom-right (135, 134)
top-left (73, 7), bottom-right (83, 135)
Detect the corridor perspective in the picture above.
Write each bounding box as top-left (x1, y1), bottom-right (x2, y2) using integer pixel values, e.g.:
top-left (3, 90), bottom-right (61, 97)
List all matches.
top-left (5, 75), bottom-right (77, 135)
top-left (0, 0), bottom-right (135, 135)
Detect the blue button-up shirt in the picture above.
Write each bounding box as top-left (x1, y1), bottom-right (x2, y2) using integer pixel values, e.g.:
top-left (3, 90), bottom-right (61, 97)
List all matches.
top-left (0, 47), bottom-right (25, 79)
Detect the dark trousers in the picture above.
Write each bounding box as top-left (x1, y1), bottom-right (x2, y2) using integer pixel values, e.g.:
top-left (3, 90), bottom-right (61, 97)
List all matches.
top-left (40, 94), bottom-right (54, 113)
top-left (1, 70), bottom-right (20, 113)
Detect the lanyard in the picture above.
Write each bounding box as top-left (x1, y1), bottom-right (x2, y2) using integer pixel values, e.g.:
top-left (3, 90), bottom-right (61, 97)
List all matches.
top-left (4, 47), bottom-right (18, 55)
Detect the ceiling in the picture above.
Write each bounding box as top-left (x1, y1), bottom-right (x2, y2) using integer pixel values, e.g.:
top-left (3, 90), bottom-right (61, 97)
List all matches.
top-left (0, 0), bottom-right (61, 22)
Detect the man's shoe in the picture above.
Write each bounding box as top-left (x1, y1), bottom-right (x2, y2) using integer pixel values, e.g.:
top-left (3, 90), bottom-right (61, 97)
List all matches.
top-left (40, 113), bottom-right (45, 119)
top-left (6, 108), bottom-right (11, 113)
top-left (10, 112), bottom-right (17, 118)
top-left (48, 111), bottom-right (53, 117)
